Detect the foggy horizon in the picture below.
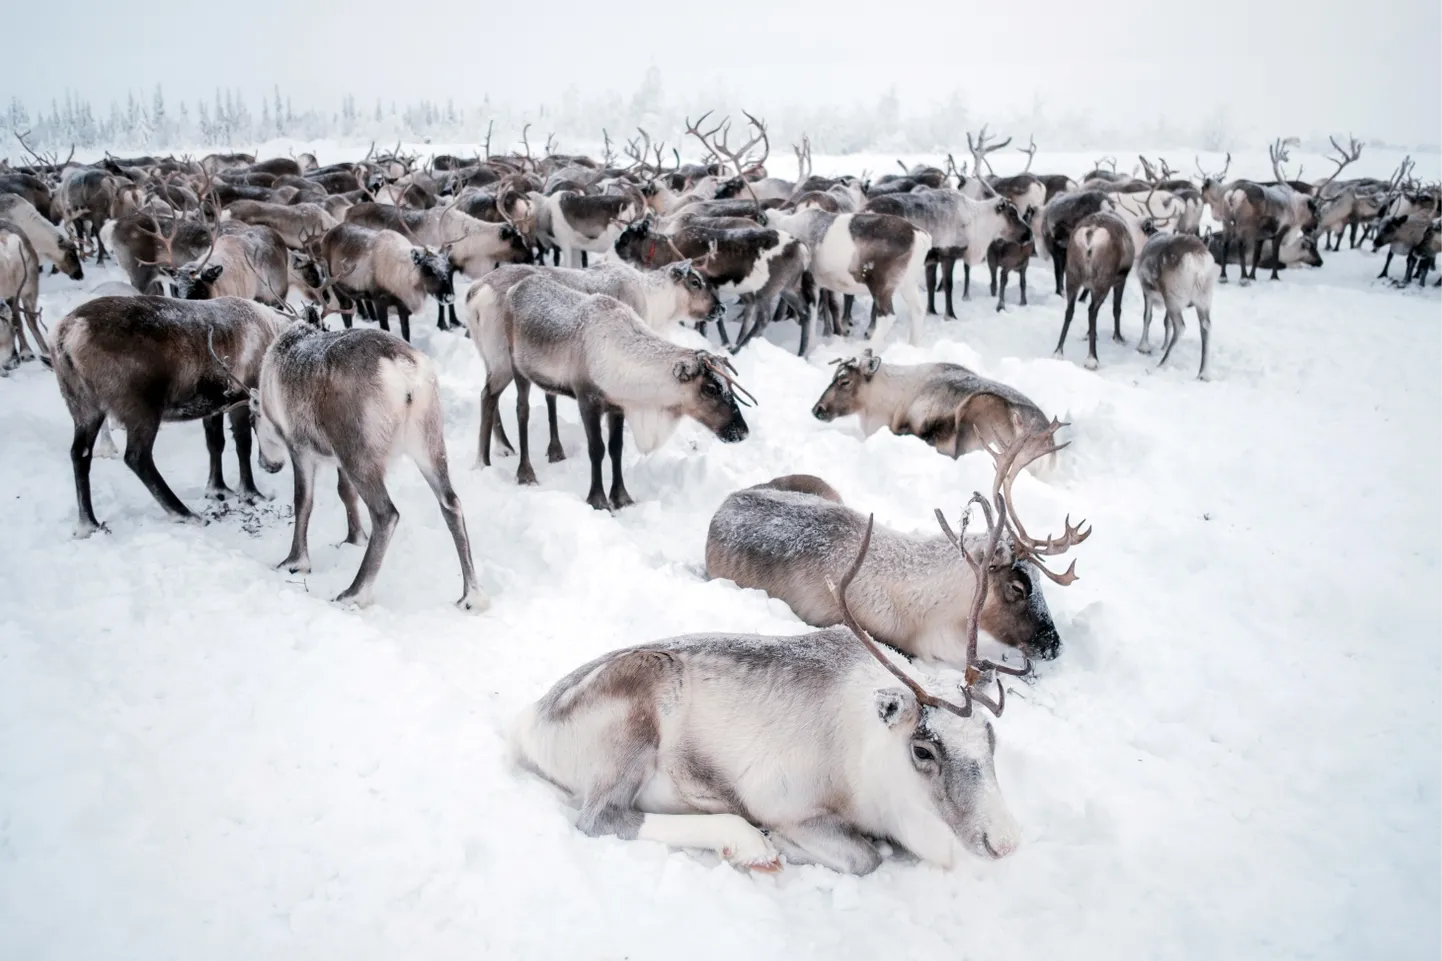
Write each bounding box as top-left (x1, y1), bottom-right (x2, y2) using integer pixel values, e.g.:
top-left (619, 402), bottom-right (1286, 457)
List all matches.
top-left (6, 0), bottom-right (1441, 149)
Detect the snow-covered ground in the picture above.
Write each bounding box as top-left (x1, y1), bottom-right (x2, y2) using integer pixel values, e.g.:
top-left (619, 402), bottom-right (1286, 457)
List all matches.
top-left (1, 162), bottom-right (1439, 960)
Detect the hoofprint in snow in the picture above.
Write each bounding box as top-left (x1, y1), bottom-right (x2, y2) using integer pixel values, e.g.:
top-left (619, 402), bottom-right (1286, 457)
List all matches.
top-left (1, 158), bottom-right (1439, 961)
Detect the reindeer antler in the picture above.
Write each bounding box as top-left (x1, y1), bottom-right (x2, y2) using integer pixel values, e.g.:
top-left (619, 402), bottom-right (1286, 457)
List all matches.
top-left (967, 125), bottom-right (1012, 176)
top-left (1314, 134), bottom-right (1363, 195)
top-left (1016, 135), bottom-right (1037, 173)
top-left (685, 111), bottom-right (770, 214)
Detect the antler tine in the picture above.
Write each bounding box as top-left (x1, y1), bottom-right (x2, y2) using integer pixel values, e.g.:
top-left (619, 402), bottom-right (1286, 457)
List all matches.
top-left (1315, 133), bottom-right (1363, 194)
top-left (207, 327), bottom-right (253, 395)
top-left (987, 420), bottom-right (1091, 585)
top-left (739, 111), bottom-right (770, 169)
top-left (1017, 135), bottom-right (1037, 173)
top-left (829, 516), bottom-right (977, 719)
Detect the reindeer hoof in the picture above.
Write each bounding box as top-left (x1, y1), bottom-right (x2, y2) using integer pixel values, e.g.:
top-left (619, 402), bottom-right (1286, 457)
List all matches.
top-left (547, 446), bottom-right (566, 464)
top-left (1112, 335), bottom-right (1127, 345)
top-left (279, 556), bottom-right (311, 574)
top-left (341, 529), bottom-right (367, 547)
top-left (516, 466), bottom-right (538, 486)
top-left (610, 490), bottom-right (635, 510)
top-left (333, 590), bottom-right (372, 608)
top-left (205, 485), bottom-right (233, 501)
top-left (1084, 357), bottom-right (1099, 371)
top-left (586, 491), bottom-right (611, 512)
top-left (73, 520), bottom-right (109, 539)
top-left (177, 512), bottom-right (206, 527)
top-left (1137, 345), bottom-right (1154, 355)
top-left (237, 488), bottom-right (270, 505)
top-left (456, 587), bottom-right (491, 613)
top-left (720, 824), bottom-right (782, 872)
top-left (17, 348), bottom-right (35, 363)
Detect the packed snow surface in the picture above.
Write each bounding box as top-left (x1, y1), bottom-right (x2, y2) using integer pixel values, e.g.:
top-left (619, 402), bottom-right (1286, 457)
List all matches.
top-left (1, 159), bottom-right (1439, 960)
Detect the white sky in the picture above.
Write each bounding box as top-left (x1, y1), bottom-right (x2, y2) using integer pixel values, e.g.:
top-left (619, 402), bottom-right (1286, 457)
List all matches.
top-left (9, 0), bottom-right (1441, 145)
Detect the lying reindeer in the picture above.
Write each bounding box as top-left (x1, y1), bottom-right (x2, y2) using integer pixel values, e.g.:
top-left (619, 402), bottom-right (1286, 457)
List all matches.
top-left (706, 475), bottom-right (1069, 662)
top-left (220, 323), bottom-right (488, 610)
top-left (51, 295), bottom-right (286, 535)
top-left (811, 349), bottom-right (1052, 464)
top-left (513, 424), bottom-right (1084, 873)
top-left (477, 274), bottom-right (752, 510)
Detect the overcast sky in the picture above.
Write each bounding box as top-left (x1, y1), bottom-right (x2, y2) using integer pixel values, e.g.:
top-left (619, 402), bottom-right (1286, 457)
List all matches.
top-left (8, 0), bottom-right (1440, 145)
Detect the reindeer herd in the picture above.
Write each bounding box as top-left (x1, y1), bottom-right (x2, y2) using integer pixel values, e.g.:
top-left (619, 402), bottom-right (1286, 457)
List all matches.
top-left (0, 117), bottom-right (1437, 876)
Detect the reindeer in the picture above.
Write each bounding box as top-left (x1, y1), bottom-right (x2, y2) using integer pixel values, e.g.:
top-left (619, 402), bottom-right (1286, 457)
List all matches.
top-left (864, 188), bottom-right (1031, 319)
top-left (0, 223), bottom-right (45, 368)
top-left (761, 207), bottom-right (931, 346)
top-left (0, 172), bottom-right (57, 224)
top-left (1373, 214), bottom-right (1440, 286)
top-left (221, 200), bottom-right (339, 251)
top-left (465, 260), bottom-right (722, 466)
top-left (318, 223), bottom-right (454, 342)
top-left (164, 223), bottom-right (292, 307)
top-left (475, 274), bottom-right (751, 510)
top-left (104, 211), bottom-right (214, 295)
top-left (513, 424), bottom-right (1082, 873)
top-left (58, 166), bottom-right (142, 263)
top-left (706, 468), bottom-right (1078, 662)
top-left (811, 349), bottom-right (1053, 464)
top-left (219, 322), bottom-right (488, 610)
top-left (1054, 211), bottom-right (1136, 370)
top-left (1134, 226), bottom-right (1221, 379)
top-left (1205, 227), bottom-right (1322, 271)
top-left (612, 216), bottom-right (814, 355)
top-left (1038, 190), bottom-right (1112, 297)
top-left (50, 296), bottom-right (287, 535)
top-left (1219, 136), bottom-right (1359, 283)
top-left (0, 194), bottom-right (83, 278)
top-left (986, 234), bottom-right (1035, 311)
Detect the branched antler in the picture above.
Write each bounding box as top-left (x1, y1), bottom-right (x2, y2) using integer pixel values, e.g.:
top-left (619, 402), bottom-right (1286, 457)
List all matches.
top-left (1314, 134), bottom-right (1363, 195)
top-left (967, 124), bottom-right (1012, 176)
top-left (685, 110), bottom-right (770, 214)
top-left (831, 420), bottom-right (1087, 719)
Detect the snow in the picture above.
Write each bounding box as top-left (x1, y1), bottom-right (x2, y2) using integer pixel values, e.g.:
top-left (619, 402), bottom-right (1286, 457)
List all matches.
top-left (2, 155), bottom-right (1440, 960)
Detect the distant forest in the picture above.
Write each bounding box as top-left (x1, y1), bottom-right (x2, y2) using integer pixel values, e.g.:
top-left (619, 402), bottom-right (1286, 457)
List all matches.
top-left (1, 71), bottom-right (1424, 159)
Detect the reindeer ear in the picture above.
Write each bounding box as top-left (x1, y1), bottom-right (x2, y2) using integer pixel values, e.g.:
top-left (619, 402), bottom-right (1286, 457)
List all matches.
top-left (410, 248), bottom-right (424, 266)
top-left (673, 354), bottom-right (703, 382)
top-left (862, 352), bottom-right (882, 378)
top-left (874, 688), bottom-right (918, 729)
top-left (201, 264), bottom-right (224, 283)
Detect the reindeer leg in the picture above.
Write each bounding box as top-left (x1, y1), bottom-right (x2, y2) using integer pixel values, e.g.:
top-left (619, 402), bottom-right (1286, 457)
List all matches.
top-left (770, 815), bottom-right (883, 875)
top-left (413, 414), bottom-right (488, 611)
top-left (1268, 230), bottom-right (1285, 281)
top-left (278, 451), bottom-right (318, 573)
top-left (1111, 270), bottom-right (1128, 344)
top-left (336, 290), bottom-right (354, 329)
top-left (203, 414), bottom-right (231, 500)
top-left (1195, 307), bottom-right (1211, 381)
top-left (943, 254), bottom-right (958, 318)
top-left (92, 219), bottom-right (108, 265)
top-left (606, 410), bottom-right (633, 510)
top-left (397, 306), bottom-right (412, 343)
top-left (1218, 232), bottom-right (1231, 283)
top-left (989, 259), bottom-right (998, 297)
top-left (123, 416), bottom-right (197, 523)
top-left (577, 395), bottom-right (609, 511)
top-left (337, 469), bottom-right (367, 546)
top-left (546, 394), bottom-right (566, 463)
top-left (1018, 261), bottom-right (1028, 306)
top-left (70, 408), bottom-right (108, 536)
top-left (1084, 290), bottom-right (1103, 370)
top-left (514, 375), bottom-right (538, 486)
top-left (1249, 238), bottom-right (1265, 283)
top-left (1377, 250), bottom-right (1393, 280)
top-left (842, 294), bottom-right (855, 327)
top-left (1138, 297), bottom-right (1155, 354)
top-left (925, 257), bottom-right (938, 315)
top-left (1052, 243), bottom-right (1066, 295)
top-left (374, 299), bottom-right (389, 332)
top-left (1348, 221), bottom-right (1359, 249)
top-left (229, 405), bottom-right (263, 502)
top-left (435, 300), bottom-right (448, 330)
top-left (995, 267), bottom-right (1007, 312)
top-left (1159, 307), bottom-right (1186, 369)
top-left (1055, 285), bottom-right (1078, 358)
top-left (333, 465), bottom-right (399, 608)
top-left (962, 262), bottom-right (972, 300)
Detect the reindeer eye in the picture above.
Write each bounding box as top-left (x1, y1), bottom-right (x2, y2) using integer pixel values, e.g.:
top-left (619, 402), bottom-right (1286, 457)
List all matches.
top-left (912, 743), bottom-right (936, 764)
top-left (702, 380), bottom-right (720, 397)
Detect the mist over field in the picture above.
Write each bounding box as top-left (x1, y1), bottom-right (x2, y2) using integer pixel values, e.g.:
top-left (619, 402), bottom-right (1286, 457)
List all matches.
top-left (4, 0), bottom-right (1440, 156)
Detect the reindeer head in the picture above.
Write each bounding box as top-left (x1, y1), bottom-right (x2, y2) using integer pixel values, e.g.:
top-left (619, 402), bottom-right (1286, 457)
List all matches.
top-left (171, 260), bottom-right (225, 300)
top-left (871, 686), bottom-right (1020, 862)
top-left (665, 259), bottom-right (721, 322)
top-left (994, 198), bottom-right (1032, 246)
top-left (410, 247), bottom-right (455, 304)
top-left (55, 236), bottom-right (84, 280)
top-left (812, 350), bottom-right (883, 421)
top-left (962, 533), bottom-right (1061, 660)
top-left (672, 350), bottom-right (753, 443)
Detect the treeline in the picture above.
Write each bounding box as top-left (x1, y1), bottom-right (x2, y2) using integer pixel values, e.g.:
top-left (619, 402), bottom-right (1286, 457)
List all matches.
top-left (0, 70), bottom-right (1284, 159)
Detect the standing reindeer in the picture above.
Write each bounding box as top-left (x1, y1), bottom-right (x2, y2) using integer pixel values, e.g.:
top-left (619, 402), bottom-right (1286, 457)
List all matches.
top-left (1054, 211), bottom-right (1135, 370)
top-left (1134, 226), bottom-right (1221, 379)
top-left (476, 274), bottom-right (752, 510)
top-left (225, 323), bottom-right (488, 610)
top-left (51, 296), bottom-right (287, 535)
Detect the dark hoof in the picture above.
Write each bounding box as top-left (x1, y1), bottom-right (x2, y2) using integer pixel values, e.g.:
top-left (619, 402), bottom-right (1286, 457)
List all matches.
top-left (547, 446), bottom-right (566, 464)
top-left (342, 530), bottom-right (368, 546)
top-left (516, 465), bottom-right (538, 486)
top-left (586, 492), bottom-right (611, 511)
top-left (279, 556), bottom-right (311, 574)
top-left (205, 485), bottom-right (232, 501)
top-left (610, 490), bottom-right (635, 510)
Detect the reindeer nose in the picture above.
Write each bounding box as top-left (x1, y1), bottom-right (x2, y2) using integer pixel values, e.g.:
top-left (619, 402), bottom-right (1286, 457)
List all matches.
top-left (982, 832), bottom-right (1018, 859)
top-left (812, 403), bottom-right (829, 420)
